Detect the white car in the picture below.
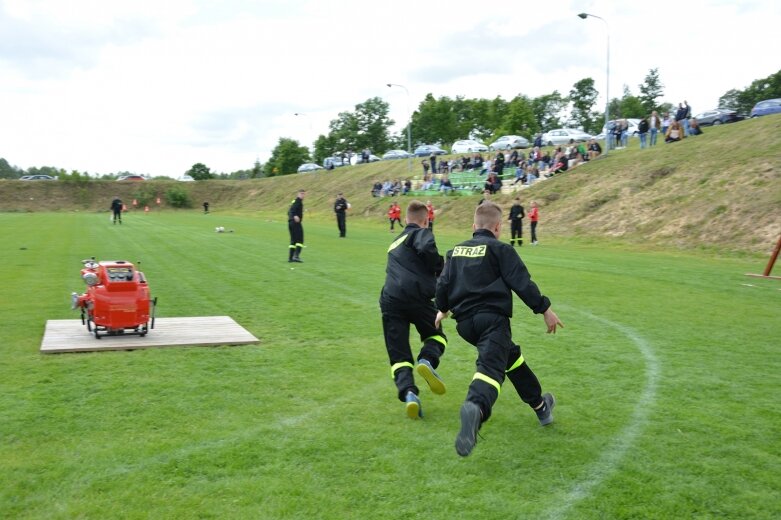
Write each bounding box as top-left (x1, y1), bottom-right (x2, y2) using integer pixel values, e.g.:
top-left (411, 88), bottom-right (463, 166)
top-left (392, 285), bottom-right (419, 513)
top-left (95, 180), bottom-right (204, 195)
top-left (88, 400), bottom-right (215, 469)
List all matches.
top-left (489, 135), bottom-right (530, 150)
top-left (297, 163), bottom-right (323, 173)
top-left (451, 139), bottom-right (488, 154)
top-left (177, 175), bottom-right (195, 182)
top-left (541, 128), bottom-right (592, 146)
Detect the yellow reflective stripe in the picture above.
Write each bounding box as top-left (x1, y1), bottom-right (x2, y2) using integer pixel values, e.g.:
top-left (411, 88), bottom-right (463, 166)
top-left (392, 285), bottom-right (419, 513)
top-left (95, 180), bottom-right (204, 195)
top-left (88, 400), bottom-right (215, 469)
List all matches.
top-left (472, 372), bottom-right (501, 394)
top-left (387, 234), bottom-right (408, 253)
top-left (295, 243), bottom-right (305, 247)
top-left (391, 362), bottom-right (414, 378)
top-left (424, 335), bottom-right (447, 348)
top-left (506, 355), bottom-right (525, 373)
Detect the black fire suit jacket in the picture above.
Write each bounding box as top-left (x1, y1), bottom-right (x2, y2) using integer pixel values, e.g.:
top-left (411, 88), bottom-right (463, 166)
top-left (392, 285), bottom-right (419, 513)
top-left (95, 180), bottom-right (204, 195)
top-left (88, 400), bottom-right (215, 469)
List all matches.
top-left (381, 223), bottom-right (443, 305)
top-left (436, 229), bottom-right (550, 321)
top-left (288, 197), bottom-right (304, 222)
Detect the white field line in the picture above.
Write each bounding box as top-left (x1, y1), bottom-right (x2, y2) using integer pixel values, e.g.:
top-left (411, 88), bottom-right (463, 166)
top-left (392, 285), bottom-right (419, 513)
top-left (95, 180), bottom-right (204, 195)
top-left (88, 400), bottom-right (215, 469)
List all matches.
top-left (542, 306), bottom-right (661, 520)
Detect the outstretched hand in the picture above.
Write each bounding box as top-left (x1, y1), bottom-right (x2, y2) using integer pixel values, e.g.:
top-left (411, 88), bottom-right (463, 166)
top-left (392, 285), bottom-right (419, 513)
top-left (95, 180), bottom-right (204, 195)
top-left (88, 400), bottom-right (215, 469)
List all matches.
top-left (543, 308), bottom-right (563, 334)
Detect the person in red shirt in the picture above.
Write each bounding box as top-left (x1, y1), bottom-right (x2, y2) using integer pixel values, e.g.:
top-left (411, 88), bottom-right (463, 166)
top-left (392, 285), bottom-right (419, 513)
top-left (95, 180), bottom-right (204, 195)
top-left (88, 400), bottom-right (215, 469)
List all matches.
top-left (528, 201), bottom-right (539, 245)
top-left (426, 200), bottom-right (436, 231)
top-left (388, 202), bottom-right (401, 232)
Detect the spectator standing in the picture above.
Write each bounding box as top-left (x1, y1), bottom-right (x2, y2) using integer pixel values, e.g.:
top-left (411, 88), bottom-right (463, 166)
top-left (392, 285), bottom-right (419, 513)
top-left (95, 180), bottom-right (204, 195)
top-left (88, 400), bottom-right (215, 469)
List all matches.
top-left (434, 201), bottom-right (563, 456)
top-left (509, 196), bottom-right (525, 247)
top-left (683, 101), bottom-right (692, 136)
top-left (638, 117), bottom-right (650, 149)
top-left (287, 189), bottom-right (306, 263)
top-left (380, 200), bottom-right (448, 420)
top-left (661, 112), bottom-right (672, 136)
top-left (334, 192), bottom-right (349, 238)
top-left (422, 159), bottom-right (430, 178)
top-left (649, 111), bottom-right (661, 146)
top-left (388, 202), bottom-right (401, 232)
top-left (528, 200), bottom-right (540, 245)
top-left (110, 196), bottom-right (123, 225)
top-left (430, 153), bottom-right (437, 175)
top-left (203, 201), bottom-right (210, 214)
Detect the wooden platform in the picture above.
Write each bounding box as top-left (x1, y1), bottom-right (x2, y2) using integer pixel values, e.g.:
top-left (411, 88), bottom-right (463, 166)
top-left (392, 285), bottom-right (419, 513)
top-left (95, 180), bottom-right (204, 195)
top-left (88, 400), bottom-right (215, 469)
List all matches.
top-left (40, 316), bottom-right (259, 354)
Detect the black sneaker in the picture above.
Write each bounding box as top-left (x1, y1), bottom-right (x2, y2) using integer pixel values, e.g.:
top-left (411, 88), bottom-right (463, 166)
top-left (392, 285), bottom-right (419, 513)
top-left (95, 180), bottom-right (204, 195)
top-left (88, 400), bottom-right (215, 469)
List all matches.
top-left (455, 401), bottom-right (481, 457)
top-left (535, 393), bottom-right (555, 426)
top-left (292, 257), bottom-right (303, 263)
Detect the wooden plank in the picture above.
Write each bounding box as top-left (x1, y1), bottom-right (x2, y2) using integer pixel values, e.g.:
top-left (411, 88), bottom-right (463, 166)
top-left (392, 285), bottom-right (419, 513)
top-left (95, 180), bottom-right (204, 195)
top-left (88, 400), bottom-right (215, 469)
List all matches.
top-left (40, 316), bottom-right (259, 354)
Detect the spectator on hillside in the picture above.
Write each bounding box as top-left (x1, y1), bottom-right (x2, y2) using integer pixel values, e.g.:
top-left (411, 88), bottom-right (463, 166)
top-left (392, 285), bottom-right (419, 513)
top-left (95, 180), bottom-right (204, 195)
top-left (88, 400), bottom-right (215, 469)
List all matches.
top-left (689, 118), bottom-right (703, 136)
top-left (661, 111), bottom-right (672, 136)
top-left (638, 117), bottom-right (650, 149)
top-left (550, 151), bottom-right (568, 175)
top-left (472, 153), bottom-right (484, 170)
top-left (440, 175), bottom-right (454, 193)
top-left (508, 149), bottom-right (519, 167)
top-left (620, 119), bottom-right (629, 148)
top-left (403, 179), bottom-right (412, 195)
top-left (372, 181), bottom-right (383, 197)
top-left (422, 173), bottom-right (434, 190)
top-left (588, 139), bottom-right (602, 160)
top-left (513, 162), bottom-right (527, 185)
top-left (382, 180), bottom-right (394, 197)
top-left (682, 101), bottom-right (692, 136)
top-left (526, 165), bottom-right (539, 185)
top-left (430, 153), bottom-right (437, 174)
top-left (494, 151), bottom-right (506, 175)
top-left (461, 155), bottom-right (471, 171)
top-left (422, 159), bottom-right (430, 177)
top-left (649, 111), bottom-right (661, 146)
top-left (665, 120), bottom-right (684, 143)
top-left (612, 120), bottom-right (623, 149)
top-left (484, 172), bottom-right (501, 194)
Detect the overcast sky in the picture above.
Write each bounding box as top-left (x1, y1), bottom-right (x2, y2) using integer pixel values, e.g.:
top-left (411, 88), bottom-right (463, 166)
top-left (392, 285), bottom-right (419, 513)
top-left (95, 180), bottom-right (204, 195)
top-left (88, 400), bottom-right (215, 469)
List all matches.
top-left (1, 0), bottom-right (778, 177)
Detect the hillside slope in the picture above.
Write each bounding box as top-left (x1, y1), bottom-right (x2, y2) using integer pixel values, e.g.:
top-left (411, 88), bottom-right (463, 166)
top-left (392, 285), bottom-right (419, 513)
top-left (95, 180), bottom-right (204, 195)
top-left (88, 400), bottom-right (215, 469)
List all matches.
top-left (1, 115), bottom-right (779, 254)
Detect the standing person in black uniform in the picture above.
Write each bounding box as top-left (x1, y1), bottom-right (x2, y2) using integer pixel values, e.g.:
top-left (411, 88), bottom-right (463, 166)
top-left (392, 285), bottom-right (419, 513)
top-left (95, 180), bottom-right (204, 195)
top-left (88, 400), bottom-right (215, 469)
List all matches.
top-left (509, 196), bottom-right (525, 247)
top-left (380, 200), bottom-right (448, 420)
top-left (334, 192), bottom-right (349, 238)
top-left (110, 196), bottom-right (123, 224)
top-left (435, 201), bottom-right (563, 456)
top-left (287, 189), bottom-right (306, 263)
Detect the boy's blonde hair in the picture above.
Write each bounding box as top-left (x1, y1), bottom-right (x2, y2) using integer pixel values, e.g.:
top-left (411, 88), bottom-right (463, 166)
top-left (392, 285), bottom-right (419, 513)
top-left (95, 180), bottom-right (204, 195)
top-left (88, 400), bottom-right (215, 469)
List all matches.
top-left (475, 201), bottom-right (502, 229)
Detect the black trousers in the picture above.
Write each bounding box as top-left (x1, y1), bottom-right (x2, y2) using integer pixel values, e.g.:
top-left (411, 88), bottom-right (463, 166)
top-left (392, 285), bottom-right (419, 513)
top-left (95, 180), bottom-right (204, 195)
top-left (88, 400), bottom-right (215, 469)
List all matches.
top-left (112, 209), bottom-right (122, 222)
top-left (530, 221), bottom-right (538, 243)
top-left (511, 220), bottom-right (523, 245)
top-left (389, 217), bottom-right (400, 230)
top-left (455, 313), bottom-right (543, 422)
top-left (288, 220), bottom-right (304, 259)
top-left (380, 295), bottom-right (447, 401)
top-left (336, 212), bottom-right (346, 237)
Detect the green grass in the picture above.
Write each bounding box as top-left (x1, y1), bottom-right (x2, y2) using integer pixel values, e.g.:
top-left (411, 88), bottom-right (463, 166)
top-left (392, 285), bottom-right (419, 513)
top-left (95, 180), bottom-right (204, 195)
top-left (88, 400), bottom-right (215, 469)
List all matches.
top-left (1, 211), bottom-right (780, 519)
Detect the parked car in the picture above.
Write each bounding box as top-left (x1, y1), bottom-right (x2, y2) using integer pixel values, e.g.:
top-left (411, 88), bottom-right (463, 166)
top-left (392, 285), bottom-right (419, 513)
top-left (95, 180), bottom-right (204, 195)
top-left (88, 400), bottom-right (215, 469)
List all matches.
top-left (349, 154), bottom-right (380, 165)
top-left (693, 108), bottom-right (744, 126)
top-left (413, 144), bottom-right (447, 157)
top-left (451, 139), bottom-right (488, 154)
top-left (177, 175), bottom-right (195, 182)
top-left (488, 135), bottom-right (530, 150)
top-left (541, 128), bottom-right (592, 146)
top-left (750, 98), bottom-right (781, 118)
top-left (297, 163), bottom-right (323, 173)
top-left (382, 150), bottom-right (411, 160)
top-left (20, 174), bottom-right (56, 180)
top-left (117, 175), bottom-right (146, 181)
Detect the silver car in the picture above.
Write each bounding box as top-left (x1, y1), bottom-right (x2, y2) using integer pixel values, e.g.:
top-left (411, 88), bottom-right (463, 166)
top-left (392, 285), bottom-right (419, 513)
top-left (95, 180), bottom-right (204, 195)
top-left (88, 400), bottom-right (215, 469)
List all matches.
top-left (489, 135), bottom-right (530, 150)
top-left (541, 128), bottom-right (592, 146)
top-left (297, 163), bottom-right (323, 173)
top-left (451, 139), bottom-right (488, 154)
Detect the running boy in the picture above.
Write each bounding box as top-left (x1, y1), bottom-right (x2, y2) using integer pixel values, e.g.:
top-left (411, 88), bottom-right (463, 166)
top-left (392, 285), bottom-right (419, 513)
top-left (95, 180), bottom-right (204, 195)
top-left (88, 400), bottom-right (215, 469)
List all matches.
top-left (435, 201), bottom-right (563, 456)
top-left (380, 200), bottom-right (448, 419)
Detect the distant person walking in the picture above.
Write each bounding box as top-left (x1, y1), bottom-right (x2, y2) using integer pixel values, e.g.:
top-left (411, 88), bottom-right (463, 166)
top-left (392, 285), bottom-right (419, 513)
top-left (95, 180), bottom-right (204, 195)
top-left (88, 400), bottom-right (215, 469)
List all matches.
top-left (426, 200), bottom-right (436, 231)
top-left (203, 201), bottom-right (209, 214)
top-left (334, 192), bottom-right (349, 238)
top-left (287, 189), bottom-right (306, 263)
top-left (509, 196), bottom-right (525, 246)
top-left (529, 200), bottom-right (540, 245)
top-left (388, 202), bottom-right (401, 232)
top-left (110, 196), bottom-right (123, 225)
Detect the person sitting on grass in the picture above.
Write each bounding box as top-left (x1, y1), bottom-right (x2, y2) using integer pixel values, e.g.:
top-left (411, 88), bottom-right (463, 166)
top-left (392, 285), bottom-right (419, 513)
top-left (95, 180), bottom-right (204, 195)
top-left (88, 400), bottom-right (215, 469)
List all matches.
top-left (665, 120), bottom-right (684, 143)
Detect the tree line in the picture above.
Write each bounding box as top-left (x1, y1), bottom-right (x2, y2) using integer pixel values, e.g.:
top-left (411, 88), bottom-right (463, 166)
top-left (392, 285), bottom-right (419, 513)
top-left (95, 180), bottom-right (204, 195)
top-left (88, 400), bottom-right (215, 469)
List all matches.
top-left (2, 69), bottom-right (778, 180)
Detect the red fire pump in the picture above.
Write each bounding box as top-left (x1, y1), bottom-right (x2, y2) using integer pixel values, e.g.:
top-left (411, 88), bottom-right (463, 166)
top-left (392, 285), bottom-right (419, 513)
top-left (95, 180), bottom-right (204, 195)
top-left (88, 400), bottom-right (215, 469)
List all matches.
top-left (71, 258), bottom-right (157, 339)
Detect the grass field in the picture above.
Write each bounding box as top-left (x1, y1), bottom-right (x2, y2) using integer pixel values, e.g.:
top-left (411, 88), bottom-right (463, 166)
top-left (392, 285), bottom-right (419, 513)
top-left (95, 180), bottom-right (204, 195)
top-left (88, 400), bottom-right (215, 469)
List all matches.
top-left (1, 210), bottom-right (779, 519)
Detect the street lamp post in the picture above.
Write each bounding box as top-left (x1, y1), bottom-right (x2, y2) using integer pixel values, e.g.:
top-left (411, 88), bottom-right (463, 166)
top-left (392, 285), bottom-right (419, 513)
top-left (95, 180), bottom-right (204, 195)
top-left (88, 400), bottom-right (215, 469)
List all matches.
top-left (578, 12), bottom-right (610, 156)
top-left (387, 83), bottom-right (412, 172)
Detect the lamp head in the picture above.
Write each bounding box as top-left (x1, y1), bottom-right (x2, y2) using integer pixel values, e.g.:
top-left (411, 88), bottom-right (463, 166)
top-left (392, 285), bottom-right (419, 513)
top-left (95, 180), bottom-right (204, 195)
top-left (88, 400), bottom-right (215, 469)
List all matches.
top-left (386, 83), bottom-right (392, 87)
top-left (577, 12), bottom-right (588, 19)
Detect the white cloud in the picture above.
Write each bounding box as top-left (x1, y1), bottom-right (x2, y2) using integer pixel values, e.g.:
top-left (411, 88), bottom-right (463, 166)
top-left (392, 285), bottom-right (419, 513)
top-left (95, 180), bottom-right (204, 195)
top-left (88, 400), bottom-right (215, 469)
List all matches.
top-left (0, 0), bottom-right (778, 176)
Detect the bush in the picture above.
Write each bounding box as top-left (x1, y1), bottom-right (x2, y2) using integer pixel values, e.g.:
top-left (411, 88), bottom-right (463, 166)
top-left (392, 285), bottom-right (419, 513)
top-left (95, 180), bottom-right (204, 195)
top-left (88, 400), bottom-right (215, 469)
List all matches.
top-left (165, 186), bottom-right (192, 208)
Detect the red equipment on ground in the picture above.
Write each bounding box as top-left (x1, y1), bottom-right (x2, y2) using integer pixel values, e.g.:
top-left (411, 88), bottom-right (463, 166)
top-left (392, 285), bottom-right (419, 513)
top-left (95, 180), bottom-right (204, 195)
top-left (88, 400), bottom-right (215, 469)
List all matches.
top-left (71, 258), bottom-right (157, 339)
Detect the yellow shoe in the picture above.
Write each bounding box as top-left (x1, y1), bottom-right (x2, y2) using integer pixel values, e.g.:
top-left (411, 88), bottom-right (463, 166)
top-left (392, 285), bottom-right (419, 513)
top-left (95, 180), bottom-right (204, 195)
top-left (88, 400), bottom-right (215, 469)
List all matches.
top-left (416, 359), bottom-right (446, 395)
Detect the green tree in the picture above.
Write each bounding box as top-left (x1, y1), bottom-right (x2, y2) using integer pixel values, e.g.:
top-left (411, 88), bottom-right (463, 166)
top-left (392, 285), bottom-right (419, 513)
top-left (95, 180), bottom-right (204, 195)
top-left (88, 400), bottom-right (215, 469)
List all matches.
top-left (718, 69), bottom-right (781, 114)
top-left (496, 95), bottom-right (538, 138)
top-left (531, 92), bottom-right (566, 131)
top-left (411, 94), bottom-right (459, 145)
top-left (638, 68), bottom-right (664, 114)
top-left (0, 158), bottom-right (22, 179)
top-left (186, 163), bottom-right (212, 180)
top-left (569, 78), bottom-right (600, 133)
top-left (717, 89), bottom-right (742, 110)
top-left (617, 85), bottom-right (646, 119)
top-left (263, 137), bottom-right (310, 176)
